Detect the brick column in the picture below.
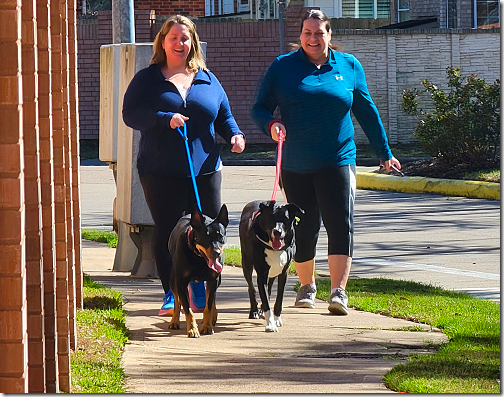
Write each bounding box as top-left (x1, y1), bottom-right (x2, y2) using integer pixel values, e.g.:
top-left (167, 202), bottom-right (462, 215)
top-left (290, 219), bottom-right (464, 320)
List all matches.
top-left (22, 0), bottom-right (47, 392)
top-left (68, 0), bottom-right (82, 310)
top-left (0, 0), bottom-right (28, 393)
top-left (51, 0), bottom-right (71, 391)
top-left (37, 0), bottom-right (60, 391)
top-left (60, 0), bottom-right (77, 353)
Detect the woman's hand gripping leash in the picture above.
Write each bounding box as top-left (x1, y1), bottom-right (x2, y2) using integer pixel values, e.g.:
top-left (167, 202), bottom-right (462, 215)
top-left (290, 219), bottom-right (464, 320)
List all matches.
top-left (270, 122), bottom-right (286, 201)
top-left (380, 157), bottom-right (404, 176)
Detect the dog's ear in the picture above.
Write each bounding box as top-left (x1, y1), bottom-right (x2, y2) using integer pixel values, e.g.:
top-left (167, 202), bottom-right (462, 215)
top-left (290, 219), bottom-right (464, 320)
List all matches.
top-left (285, 203), bottom-right (304, 221)
top-left (190, 205), bottom-right (204, 229)
top-left (216, 204), bottom-right (229, 227)
top-left (258, 200), bottom-right (275, 213)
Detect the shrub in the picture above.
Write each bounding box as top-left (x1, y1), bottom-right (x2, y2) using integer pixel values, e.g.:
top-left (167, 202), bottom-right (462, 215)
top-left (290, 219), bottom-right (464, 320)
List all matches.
top-left (401, 67), bottom-right (500, 163)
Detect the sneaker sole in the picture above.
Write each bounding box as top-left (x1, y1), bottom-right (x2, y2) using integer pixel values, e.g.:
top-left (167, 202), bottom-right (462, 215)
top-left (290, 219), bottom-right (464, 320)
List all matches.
top-left (328, 302), bottom-right (348, 315)
top-left (294, 301), bottom-right (316, 309)
top-left (158, 308), bottom-right (174, 316)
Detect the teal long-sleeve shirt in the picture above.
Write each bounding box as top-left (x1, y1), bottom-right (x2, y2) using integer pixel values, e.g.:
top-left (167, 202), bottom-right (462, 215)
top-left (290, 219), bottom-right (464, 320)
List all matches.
top-left (250, 48), bottom-right (393, 173)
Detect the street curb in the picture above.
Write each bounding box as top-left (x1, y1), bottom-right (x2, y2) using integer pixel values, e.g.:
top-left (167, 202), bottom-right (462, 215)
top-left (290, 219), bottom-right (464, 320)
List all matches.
top-left (356, 172), bottom-right (500, 200)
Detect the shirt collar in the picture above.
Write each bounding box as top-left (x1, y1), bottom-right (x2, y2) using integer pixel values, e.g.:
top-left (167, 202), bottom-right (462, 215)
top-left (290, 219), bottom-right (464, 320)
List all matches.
top-left (298, 47), bottom-right (338, 67)
top-left (154, 63), bottom-right (211, 84)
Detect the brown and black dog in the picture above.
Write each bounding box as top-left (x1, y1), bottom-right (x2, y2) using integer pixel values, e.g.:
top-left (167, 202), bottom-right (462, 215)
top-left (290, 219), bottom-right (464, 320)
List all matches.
top-left (167, 204), bottom-right (228, 338)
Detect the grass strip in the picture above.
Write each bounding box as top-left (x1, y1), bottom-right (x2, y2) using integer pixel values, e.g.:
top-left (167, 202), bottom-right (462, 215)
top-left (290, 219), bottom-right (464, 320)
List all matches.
top-left (314, 277), bottom-right (500, 394)
top-left (82, 229), bottom-right (118, 248)
top-left (71, 274), bottom-right (128, 393)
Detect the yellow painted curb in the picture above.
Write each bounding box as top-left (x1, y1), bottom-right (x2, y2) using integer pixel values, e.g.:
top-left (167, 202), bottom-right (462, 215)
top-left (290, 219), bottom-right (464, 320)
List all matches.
top-left (356, 172), bottom-right (500, 200)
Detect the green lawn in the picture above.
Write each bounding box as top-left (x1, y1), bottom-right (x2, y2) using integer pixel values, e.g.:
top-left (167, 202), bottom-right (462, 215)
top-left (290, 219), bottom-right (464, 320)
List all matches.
top-left (71, 275), bottom-right (128, 393)
top-left (313, 277), bottom-right (501, 393)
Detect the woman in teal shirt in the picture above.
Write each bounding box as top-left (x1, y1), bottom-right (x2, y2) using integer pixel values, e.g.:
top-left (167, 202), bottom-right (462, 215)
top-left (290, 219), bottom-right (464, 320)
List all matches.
top-left (251, 9), bottom-right (401, 315)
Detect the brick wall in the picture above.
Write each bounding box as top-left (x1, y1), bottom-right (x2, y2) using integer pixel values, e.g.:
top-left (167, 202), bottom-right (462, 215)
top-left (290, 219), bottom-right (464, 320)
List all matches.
top-left (195, 19), bottom-right (282, 144)
top-left (77, 10), bottom-right (153, 140)
top-left (332, 27), bottom-right (500, 144)
top-left (80, 7), bottom-right (499, 145)
top-left (0, 0), bottom-right (81, 392)
top-left (135, 0), bottom-right (205, 17)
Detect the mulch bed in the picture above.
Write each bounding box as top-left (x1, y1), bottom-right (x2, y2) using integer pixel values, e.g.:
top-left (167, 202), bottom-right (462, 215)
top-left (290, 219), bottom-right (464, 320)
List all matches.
top-left (375, 157), bottom-right (500, 182)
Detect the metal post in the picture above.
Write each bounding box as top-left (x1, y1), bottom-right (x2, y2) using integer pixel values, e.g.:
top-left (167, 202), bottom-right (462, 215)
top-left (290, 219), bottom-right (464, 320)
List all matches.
top-left (112, 0), bottom-right (135, 43)
top-left (278, 0), bottom-right (285, 54)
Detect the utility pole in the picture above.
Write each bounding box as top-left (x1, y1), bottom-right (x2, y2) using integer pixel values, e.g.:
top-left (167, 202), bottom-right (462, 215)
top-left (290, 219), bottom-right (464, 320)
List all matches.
top-left (112, 0), bottom-right (135, 43)
top-left (278, 0), bottom-right (288, 54)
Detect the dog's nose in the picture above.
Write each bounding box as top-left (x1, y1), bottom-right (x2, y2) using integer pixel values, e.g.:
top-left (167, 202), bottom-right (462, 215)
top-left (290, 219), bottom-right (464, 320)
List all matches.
top-left (210, 244), bottom-right (222, 258)
top-left (273, 224), bottom-right (285, 238)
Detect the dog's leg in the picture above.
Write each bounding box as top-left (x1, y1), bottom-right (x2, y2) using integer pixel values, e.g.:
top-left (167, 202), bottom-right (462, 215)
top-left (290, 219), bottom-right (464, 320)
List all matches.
top-left (167, 292), bottom-right (181, 330)
top-left (273, 270), bottom-right (288, 328)
top-left (257, 271), bottom-right (277, 332)
top-left (200, 279), bottom-right (217, 335)
top-left (243, 260), bottom-right (262, 319)
top-left (179, 282), bottom-right (199, 338)
top-left (267, 277), bottom-right (275, 298)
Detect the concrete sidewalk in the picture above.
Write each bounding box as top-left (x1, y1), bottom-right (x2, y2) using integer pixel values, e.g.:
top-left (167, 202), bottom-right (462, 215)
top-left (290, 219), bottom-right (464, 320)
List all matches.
top-left (79, 163), bottom-right (498, 393)
top-left (82, 240), bottom-right (447, 394)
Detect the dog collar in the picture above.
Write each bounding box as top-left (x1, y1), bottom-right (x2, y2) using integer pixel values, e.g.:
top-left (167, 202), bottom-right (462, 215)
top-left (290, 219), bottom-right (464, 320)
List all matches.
top-left (246, 210), bottom-right (260, 235)
top-left (187, 226), bottom-right (193, 246)
top-left (255, 234), bottom-right (276, 250)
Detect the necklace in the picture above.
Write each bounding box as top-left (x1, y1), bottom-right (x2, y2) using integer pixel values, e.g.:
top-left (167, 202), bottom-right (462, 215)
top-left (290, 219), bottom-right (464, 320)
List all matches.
top-left (166, 70), bottom-right (193, 89)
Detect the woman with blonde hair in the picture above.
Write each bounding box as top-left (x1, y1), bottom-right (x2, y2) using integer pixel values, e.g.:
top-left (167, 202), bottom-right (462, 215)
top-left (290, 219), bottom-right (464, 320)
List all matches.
top-left (123, 14), bottom-right (245, 316)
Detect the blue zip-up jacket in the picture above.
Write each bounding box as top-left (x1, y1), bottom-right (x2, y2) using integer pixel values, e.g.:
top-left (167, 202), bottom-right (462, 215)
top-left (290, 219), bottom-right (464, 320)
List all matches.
top-left (250, 48), bottom-right (393, 173)
top-left (123, 64), bottom-right (243, 178)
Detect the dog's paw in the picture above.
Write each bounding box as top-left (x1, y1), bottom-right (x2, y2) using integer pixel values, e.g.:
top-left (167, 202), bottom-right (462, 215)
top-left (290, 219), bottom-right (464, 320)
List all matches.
top-left (249, 310), bottom-right (261, 319)
top-left (199, 324), bottom-right (214, 335)
top-left (265, 323), bottom-right (278, 332)
top-left (274, 315), bottom-right (283, 327)
top-left (264, 310), bottom-right (278, 332)
top-left (167, 321), bottom-right (180, 330)
top-left (188, 327), bottom-right (200, 338)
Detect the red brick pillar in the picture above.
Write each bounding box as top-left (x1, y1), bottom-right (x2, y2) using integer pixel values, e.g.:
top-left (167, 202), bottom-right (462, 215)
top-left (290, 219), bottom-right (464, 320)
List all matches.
top-left (22, 0), bottom-right (47, 392)
top-left (60, 0), bottom-right (77, 353)
top-left (0, 0), bottom-right (28, 393)
top-left (37, 0), bottom-right (60, 391)
top-left (51, 0), bottom-right (71, 391)
top-left (68, 0), bottom-right (82, 310)
top-left (37, 0), bottom-right (60, 392)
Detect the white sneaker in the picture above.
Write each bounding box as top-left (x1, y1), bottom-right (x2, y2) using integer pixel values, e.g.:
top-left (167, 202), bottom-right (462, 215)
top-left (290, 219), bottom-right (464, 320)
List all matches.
top-left (328, 288), bottom-right (349, 315)
top-left (294, 284), bottom-right (316, 308)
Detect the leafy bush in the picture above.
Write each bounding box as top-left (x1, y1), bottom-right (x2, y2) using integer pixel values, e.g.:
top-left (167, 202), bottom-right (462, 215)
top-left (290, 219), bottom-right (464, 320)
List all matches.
top-left (401, 67), bottom-right (500, 163)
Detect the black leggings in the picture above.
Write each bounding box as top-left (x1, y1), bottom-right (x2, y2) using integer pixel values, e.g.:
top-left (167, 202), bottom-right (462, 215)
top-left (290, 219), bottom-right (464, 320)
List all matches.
top-left (281, 165), bottom-right (356, 262)
top-left (139, 170), bottom-right (222, 293)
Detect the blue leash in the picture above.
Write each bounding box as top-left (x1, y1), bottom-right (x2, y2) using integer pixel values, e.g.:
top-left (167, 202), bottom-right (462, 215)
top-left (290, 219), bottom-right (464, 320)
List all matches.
top-left (177, 123), bottom-right (202, 212)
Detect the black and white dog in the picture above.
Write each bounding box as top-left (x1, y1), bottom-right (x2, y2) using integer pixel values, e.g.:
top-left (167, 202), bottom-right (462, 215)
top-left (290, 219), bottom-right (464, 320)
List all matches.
top-left (239, 200), bottom-right (303, 332)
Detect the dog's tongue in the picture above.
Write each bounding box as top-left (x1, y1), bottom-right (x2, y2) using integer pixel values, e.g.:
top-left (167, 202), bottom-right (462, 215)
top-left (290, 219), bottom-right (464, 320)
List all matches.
top-left (208, 258), bottom-right (223, 273)
top-left (272, 238), bottom-right (283, 250)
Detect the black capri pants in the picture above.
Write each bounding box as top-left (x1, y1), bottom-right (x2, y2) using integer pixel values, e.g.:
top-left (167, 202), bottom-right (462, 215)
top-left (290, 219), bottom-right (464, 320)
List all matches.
top-left (139, 170), bottom-right (222, 293)
top-left (281, 164), bottom-right (356, 262)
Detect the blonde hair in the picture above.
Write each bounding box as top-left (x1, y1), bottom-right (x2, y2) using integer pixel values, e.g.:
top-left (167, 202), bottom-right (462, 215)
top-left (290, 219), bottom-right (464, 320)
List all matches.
top-left (150, 15), bottom-right (207, 71)
top-left (289, 9), bottom-right (342, 52)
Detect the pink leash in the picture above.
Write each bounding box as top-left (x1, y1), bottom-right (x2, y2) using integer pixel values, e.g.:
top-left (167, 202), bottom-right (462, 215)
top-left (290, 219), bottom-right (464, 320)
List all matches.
top-left (271, 131), bottom-right (285, 201)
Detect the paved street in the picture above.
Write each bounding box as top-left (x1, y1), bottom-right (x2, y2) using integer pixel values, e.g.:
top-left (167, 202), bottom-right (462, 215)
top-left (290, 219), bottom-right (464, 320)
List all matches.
top-left (80, 164), bottom-right (500, 301)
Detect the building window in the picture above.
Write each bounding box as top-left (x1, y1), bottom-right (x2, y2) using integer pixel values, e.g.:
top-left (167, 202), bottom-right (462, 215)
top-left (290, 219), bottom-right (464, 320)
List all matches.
top-left (341, 0), bottom-right (390, 19)
top-left (447, 0), bottom-right (457, 28)
top-left (474, 0), bottom-right (500, 28)
top-left (397, 0), bottom-right (409, 22)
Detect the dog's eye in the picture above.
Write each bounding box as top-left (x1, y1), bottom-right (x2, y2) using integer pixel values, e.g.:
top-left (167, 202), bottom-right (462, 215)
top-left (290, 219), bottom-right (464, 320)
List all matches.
top-left (215, 230), bottom-right (220, 235)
